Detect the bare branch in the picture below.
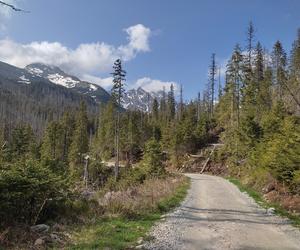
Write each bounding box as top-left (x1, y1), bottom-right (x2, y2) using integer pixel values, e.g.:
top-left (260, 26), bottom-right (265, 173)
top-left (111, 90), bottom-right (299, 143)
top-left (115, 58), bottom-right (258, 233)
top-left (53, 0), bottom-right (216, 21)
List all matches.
top-left (0, 1), bottom-right (29, 13)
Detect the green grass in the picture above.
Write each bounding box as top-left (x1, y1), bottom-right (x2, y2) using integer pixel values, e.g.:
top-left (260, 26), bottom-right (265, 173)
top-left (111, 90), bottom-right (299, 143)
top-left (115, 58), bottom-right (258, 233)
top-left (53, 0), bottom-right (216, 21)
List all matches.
top-left (67, 178), bottom-right (190, 250)
top-left (227, 177), bottom-right (300, 228)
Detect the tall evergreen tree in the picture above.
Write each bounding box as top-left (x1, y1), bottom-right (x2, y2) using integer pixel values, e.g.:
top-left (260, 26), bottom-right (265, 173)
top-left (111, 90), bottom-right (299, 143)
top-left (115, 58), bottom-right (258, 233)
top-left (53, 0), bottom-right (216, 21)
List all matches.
top-left (111, 59), bottom-right (126, 180)
top-left (245, 21), bottom-right (255, 71)
top-left (179, 84), bottom-right (183, 120)
top-left (167, 84), bottom-right (176, 120)
top-left (271, 41), bottom-right (287, 100)
top-left (41, 121), bottom-right (64, 163)
top-left (152, 98), bottom-right (159, 122)
top-left (209, 53), bottom-right (217, 115)
top-left (68, 101), bottom-right (89, 175)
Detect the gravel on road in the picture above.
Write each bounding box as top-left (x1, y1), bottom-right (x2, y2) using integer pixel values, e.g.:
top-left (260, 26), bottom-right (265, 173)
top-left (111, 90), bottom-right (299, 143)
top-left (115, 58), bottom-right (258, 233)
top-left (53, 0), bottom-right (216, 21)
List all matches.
top-left (143, 174), bottom-right (300, 250)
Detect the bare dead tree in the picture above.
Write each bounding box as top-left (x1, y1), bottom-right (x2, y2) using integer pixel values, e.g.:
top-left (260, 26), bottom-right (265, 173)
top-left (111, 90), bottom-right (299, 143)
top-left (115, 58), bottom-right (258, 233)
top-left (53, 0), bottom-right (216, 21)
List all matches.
top-left (0, 1), bottom-right (29, 12)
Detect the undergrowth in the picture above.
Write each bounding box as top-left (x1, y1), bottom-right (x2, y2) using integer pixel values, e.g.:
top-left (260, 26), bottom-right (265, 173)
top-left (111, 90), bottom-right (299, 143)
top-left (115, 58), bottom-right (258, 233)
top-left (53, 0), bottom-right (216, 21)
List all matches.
top-left (67, 175), bottom-right (190, 249)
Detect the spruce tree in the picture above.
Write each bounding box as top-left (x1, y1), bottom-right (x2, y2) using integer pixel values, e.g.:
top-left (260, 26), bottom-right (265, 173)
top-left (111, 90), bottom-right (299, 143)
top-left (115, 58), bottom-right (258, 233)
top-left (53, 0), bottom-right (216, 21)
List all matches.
top-left (111, 59), bottom-right (126, 180)
top-left (68, 101), bottom-right (89, 175)
top-left (167, 84), bottom-right (176, 120)
top-left (271, 41), bottom-right (287, 100)
top-left (41, 121), bottom-right (64, 163)
top-left (61, 111), bottom-right (75, 162)
top-left (94, 101), bottom-right (115, 160)
top-left (152, 98), bottom-right (159, 122)
top-left (209, 53), bottom-right (217, 115)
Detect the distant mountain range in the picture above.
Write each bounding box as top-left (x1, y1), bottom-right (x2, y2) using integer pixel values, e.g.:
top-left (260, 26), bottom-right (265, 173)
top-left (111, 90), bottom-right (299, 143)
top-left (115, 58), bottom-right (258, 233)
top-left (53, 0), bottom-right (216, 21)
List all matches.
top-left (122, 87), bottom-right (164, 112)
top-left (0, 61), bottom-right (166, 134)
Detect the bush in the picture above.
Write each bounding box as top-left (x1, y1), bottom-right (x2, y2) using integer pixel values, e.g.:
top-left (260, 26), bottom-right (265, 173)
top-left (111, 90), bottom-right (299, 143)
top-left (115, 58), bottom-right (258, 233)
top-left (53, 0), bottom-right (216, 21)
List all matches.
top-left (141, 138), bottom-right (165, 177)
top-left (0, 160), bottom-right (69, 225)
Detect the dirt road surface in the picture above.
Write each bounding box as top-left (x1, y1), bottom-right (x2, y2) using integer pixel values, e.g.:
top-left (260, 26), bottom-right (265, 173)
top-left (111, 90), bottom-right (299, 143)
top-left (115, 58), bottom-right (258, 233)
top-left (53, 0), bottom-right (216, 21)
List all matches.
top-left (144, 174), bottom-right (300, 250)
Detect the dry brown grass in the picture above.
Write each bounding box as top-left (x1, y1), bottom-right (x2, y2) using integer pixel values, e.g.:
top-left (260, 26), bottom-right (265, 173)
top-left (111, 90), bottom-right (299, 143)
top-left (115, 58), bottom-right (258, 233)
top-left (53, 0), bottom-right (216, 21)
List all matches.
top-left (97, 175), bottom-right (187, 217)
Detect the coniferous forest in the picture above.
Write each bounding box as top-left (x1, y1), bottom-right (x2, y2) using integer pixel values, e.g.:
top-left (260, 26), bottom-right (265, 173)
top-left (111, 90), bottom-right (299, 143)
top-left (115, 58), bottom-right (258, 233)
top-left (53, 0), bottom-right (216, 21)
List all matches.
top-left (0, 18), bottom-right (300, 249)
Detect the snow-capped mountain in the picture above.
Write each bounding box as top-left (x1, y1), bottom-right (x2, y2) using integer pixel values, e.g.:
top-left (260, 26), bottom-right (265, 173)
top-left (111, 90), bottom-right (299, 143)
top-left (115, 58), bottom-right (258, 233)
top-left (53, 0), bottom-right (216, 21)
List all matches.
top-left (122, 87), bottom-right (165, 112)
top-left (24, 63), bottom-right (110, 103)
top-left (0, 60), bottom-right (167, 112)
top-left (25, 63), bottom-right (80, 88)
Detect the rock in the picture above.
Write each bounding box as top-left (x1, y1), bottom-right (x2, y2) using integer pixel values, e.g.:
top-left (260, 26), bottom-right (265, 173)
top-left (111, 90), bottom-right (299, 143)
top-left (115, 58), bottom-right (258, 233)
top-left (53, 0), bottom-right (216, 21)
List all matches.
top-left (34, 238), bottom-right (45, 246)
top-left (50, 233), bottom-right (61, 242)
top-left (52, 223), bottom-right (64, 231)
top-left (30, 224), bottom-right (50, 233)
top-left (82, 190), bottom-right (95, 200)
top-left (135, 244), bottom-right (144, 249)
top-left (263, 183), bottom-right (275, 194)
top-left (104, 191), bottom-right (112, 200)
top-left (267, 207), bottom-right (275, 215)
top-left (137, 237), bottom-right (143, 244)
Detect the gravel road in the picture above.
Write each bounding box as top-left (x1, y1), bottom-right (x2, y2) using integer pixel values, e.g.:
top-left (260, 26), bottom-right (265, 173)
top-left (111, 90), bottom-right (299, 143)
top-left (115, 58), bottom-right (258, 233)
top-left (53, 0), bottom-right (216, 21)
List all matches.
top-left (143, 174), bottom-right (300, 250)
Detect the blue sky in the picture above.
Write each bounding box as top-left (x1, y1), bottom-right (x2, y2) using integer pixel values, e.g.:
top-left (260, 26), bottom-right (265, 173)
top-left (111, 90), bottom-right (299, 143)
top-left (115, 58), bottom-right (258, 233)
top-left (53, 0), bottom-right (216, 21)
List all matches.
top-left (0, 0), bottom-right (299, 99)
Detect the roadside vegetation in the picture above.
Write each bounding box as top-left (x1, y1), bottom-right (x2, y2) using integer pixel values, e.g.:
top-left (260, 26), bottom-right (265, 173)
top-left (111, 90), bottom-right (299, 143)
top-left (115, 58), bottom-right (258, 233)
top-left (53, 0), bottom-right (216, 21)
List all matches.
top-left (228, 178), bottom-right (300, 227)
top-left (68, 176), bottom-right (189, 249)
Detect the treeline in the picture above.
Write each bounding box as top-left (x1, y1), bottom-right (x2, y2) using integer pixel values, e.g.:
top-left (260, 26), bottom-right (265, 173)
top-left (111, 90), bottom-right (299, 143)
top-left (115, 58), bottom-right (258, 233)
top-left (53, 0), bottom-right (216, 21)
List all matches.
top-left (215, 23), bottom-right (300, 193)
top-left (0, 61), bottom-right (216, 228)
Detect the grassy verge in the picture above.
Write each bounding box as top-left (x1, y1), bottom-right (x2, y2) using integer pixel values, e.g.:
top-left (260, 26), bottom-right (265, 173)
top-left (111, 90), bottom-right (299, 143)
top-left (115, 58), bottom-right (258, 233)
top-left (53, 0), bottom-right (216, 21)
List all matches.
top-left (67, 176), bottom-right (190, 250)
top-left (227, 177), bottom-right (300, 228)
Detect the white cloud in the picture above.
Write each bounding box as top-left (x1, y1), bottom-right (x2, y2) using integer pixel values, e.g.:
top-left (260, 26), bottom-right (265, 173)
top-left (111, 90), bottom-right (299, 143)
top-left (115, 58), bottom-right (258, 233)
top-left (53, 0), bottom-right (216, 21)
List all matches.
top-left (0, 24), bottom-right (152, 88)
top-left (81, 74), bottom-right (113, 89)
top-left (134, 77), bottom-right (179, 93)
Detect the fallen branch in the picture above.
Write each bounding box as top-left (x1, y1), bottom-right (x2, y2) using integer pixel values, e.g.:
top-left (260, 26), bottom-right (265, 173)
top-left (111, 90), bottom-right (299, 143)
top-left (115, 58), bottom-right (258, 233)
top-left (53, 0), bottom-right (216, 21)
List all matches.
top-left (0, 1), bottom-right (29, 12)
top-left (200, 145), bottom-right (216, 174)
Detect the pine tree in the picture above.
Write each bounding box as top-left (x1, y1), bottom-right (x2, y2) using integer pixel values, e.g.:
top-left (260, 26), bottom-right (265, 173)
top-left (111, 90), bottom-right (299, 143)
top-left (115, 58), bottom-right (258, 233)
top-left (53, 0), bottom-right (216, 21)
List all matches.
top-left (287, 29), bottom-right (300, 111)
top-left (243, 42), bottom-right (264, 116)
top-left (10, 125), bottom-right (37, 160)
top-left (209, 53), bottom-right (217, 116)
top-left (142, 138), bottom-right (165, 176)
top-left (290, 28), bottom-right (300, 79)
top-left (245, 21), bottom-right (255, 73)
top-left (227, 44), bottom-right (244, 126)
top-left (218, 66), bottom-right (222, 100)
top-left (68, 101), bottom-right (89, 175)
top-left (271, 41), bottom-right (287, 100)
top-left (152, 98), bottom-right (159, 122)
top-left (41, 121), bottom-right (64, 163)
top-left (223, 44), bottom-right (244, 163)
top-left (197, 92), bottom-right (201, 121)
top-left (61, 111), bottom-right (75, 162)
top-left (111, 59), bottom-right (126, 180)
top-left (160, 87), bottom-right (167, 121)
top-left (179, 84), bottom-right (183, 120)
top-left (167, 84), bottom-right (176, 120)
top-left (94, 101), bottom-right (116, 160)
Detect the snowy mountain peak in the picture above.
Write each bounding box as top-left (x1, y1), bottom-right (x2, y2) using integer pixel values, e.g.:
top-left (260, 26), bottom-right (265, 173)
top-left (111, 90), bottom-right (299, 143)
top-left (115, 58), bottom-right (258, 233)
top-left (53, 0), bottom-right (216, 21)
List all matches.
top-left (25, 63), bottom-right (81, 88)
top-left (122, 87), bottom-right (165, 112)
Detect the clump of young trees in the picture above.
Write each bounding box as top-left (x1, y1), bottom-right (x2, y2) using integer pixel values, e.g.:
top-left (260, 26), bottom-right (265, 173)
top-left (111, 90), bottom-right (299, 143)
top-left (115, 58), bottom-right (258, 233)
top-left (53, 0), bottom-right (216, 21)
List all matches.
top-left (215, 24), bottom-right (300, 193)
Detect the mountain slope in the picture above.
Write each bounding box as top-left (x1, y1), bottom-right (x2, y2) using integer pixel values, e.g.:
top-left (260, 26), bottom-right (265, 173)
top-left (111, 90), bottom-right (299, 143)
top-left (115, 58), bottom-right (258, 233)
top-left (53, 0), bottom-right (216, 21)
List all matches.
top-left (25, 63), bottom-right (111, 103)
top-left (0, 61), bottom-right (100, 135)
top-left (122, 87), bottom-right (165, 112)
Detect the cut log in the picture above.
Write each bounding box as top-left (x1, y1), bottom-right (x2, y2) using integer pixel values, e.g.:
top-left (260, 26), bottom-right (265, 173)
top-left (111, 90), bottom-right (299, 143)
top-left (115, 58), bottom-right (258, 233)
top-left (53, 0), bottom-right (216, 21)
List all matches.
top-left (200, 145), bottom-right (216, 174)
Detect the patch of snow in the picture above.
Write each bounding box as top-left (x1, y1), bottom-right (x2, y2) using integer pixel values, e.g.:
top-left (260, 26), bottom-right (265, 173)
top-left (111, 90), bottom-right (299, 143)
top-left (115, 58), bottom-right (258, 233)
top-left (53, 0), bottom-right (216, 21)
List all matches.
top-left (18, 75), bottom-right (31, 84)
top-left (89, 84), bottom-right (98, 91)
top-left (27, 67), bottom-right (44, 76)
top-left (47, 73), bottom-right (79, 88)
